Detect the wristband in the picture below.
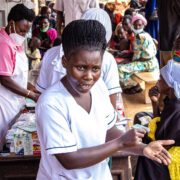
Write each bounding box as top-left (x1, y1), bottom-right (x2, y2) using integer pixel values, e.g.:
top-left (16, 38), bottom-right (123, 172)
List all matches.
top-left (26, 90), bottom-right (31, 98)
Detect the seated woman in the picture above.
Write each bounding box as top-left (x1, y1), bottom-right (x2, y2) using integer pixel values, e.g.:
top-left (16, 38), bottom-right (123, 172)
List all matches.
top-left (32, 15), bottom-right (57, 56)
top-left (118, 14), bottom-right (159, 94)
top-left (135, 59), bottom-right (180, 180)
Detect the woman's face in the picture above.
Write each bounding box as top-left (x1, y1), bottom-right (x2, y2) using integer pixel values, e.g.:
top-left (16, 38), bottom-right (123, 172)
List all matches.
top-left (139, 0), bottom-right (148, 7)
top-left (122, 19), bottom-right (132, 32)
top-left (133, 20), bottom-right (144, 30)
top-left (117, 28), bottom-right (126, 40)
top-left (43, 8), bottom-right (51, 18)
top-left (156, 75), bottom-right (170, 94)
top-left (11, 19), bottom-right (32, 37)
top-left (62, 49), bottom-right (102, 94)
top-left (39, 18), bottom-right (49, 30)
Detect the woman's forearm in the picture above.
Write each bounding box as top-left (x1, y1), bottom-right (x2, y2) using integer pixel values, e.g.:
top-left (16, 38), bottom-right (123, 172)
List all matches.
top-left (117, 52), bottom-right (133, 58)
top-left (0, 76), bottom-right (39, 101)
top-left (55, 127), bottom-right (146, 170)
top-left (135, 58), bottom-right (149, 62)
top-left (55, 140), bottom-right (147, 170)
top-left (152, 101), bottom-right (160, 117)
top-left (55, 138), bottom-right (122, 170)
top-left (120, 143), bottom-right (146, 156)
top-left (26, 54), bottom-right (37, 61)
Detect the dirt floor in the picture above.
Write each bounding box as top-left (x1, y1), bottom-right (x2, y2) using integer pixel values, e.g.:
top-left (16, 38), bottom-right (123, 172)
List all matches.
top-left (122, 91), bottom-right (153, 122)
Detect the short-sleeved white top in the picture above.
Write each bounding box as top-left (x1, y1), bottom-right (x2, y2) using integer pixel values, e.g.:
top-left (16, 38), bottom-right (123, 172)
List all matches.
top-left (36, 45), bottom-right (121, 95)
top-left (35, 79), bottom-right (116, 180)
top-left (54, 0), bottom-right (99, 26)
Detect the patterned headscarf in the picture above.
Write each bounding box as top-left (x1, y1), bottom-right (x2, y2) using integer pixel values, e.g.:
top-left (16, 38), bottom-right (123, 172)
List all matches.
top-left (161, 60), bottom-right (180, 99)
top-left (173, 51), bottom-right (180, 62)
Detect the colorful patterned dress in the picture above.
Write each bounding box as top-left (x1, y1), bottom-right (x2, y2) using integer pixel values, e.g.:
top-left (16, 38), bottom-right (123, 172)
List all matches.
top-left (118, 31), bottom-right (159, 88)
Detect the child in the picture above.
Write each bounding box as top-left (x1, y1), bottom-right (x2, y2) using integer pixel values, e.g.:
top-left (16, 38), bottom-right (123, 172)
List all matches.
top-left (112, 24), bottom-right (131, 63)
top-left (35, 20), bottom-right (174, 180)
top-left (122, 15), bottom-right (134, 53)
top-left (114, 24), bottom-right (129, 51)
top-left (27, 37), bottom-right (41, 69)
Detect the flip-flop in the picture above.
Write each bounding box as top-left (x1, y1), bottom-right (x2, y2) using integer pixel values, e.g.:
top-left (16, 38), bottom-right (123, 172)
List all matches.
top-left (123, 87), bottom-right (137, 94)
top-left (133, 85), bottom-right (143, 93)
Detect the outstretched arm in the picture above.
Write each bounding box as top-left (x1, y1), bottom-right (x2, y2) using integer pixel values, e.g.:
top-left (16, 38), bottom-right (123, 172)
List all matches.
top-left (149, 86), bottom-right (161, 117)
top-left (55, 128), bottom-right (145, 170)
top-left (106, 126), bottom-right (174, 165)
top-left (55, 126), bottom-right (174, 169)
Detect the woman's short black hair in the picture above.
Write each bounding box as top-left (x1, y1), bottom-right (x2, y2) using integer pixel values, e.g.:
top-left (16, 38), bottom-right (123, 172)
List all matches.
top-left (129, 0), bottom-right (141, 9)
top-left (124, 8), bottom-right (136, 16)
top-left (53, 36), bottom-right (62, 47)
top-left (38, 15), bottom-right (50, 23)
top-left (122, 15), bottom-right (132, 23)
top-left (40, 6), bottom-right (50, 15)
top-left (62, 20), bottom-right (107, 60)
top-left (8, 4), bottom-right (35, 22)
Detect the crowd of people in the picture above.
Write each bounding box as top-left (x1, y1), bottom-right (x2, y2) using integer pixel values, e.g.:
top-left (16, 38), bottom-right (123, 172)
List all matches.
top-left (0, 0), bottom-right (180, 179)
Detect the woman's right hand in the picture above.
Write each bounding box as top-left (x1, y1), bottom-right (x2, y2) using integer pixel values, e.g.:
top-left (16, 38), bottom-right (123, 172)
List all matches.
top-left (118, 128), bottom-right (146, 147)
top-left (149, 86), bottom-right (160, 103)
top-left (29, 91), bottom-right (40, 102)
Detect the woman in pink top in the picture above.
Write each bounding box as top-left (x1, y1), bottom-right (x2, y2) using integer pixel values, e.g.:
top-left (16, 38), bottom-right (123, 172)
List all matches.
top-left (32, 15), bottom-right (57, 56)
top-left (0, 4), bottom-right (40, 149)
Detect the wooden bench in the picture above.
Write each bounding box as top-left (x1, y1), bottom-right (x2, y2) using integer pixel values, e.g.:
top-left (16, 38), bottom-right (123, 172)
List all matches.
top-left (132, 71), bottom-right (160, 104)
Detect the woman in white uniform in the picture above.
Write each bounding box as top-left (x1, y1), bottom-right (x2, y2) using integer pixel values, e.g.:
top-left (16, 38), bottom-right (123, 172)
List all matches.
top-left (36, 8), bottom-right (121, 108)
top-left (36, 20), bottom-right (174, 180)
top-left (0, 4), bottom-right (40, 148)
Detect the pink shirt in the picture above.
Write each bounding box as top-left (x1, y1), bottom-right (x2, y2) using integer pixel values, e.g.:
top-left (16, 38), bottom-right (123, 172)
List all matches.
top-left (0, 28), bottom-right (18, 76)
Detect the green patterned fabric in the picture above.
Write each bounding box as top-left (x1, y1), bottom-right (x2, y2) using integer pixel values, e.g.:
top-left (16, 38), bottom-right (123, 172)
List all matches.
top-left (118, 32), bottom-right (159, 87)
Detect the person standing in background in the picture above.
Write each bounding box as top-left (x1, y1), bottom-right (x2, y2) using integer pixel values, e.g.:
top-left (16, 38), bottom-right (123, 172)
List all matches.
top-left (157, 0), bottom-right (180, 68)
top-left (48, 2), bottom-right (57, 18)
top-left (32, 6), bottom-right (56, 31)
top-left (53, 0), bottom-right (99, 36)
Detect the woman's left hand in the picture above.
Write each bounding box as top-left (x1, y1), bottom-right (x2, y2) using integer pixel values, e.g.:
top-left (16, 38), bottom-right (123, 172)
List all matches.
top-left (143, 140), bottom-right (175, 165)
top-left (134, 58), bottom-right (149, 62)
top-left (118, 60), bottom-right (131, 64)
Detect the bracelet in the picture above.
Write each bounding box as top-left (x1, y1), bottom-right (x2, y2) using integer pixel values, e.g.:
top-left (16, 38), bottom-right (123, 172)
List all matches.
top-left (26, 90), bottom-right (31, 98)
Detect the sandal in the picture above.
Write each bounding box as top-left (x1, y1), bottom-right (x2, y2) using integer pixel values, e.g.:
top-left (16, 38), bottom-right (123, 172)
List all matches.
top-left (123, 85), bottom-right (142, 94)
top-left (133, 84), bottom-right (143, 93)
top-left (123, 87), bottom-right (137, 94)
